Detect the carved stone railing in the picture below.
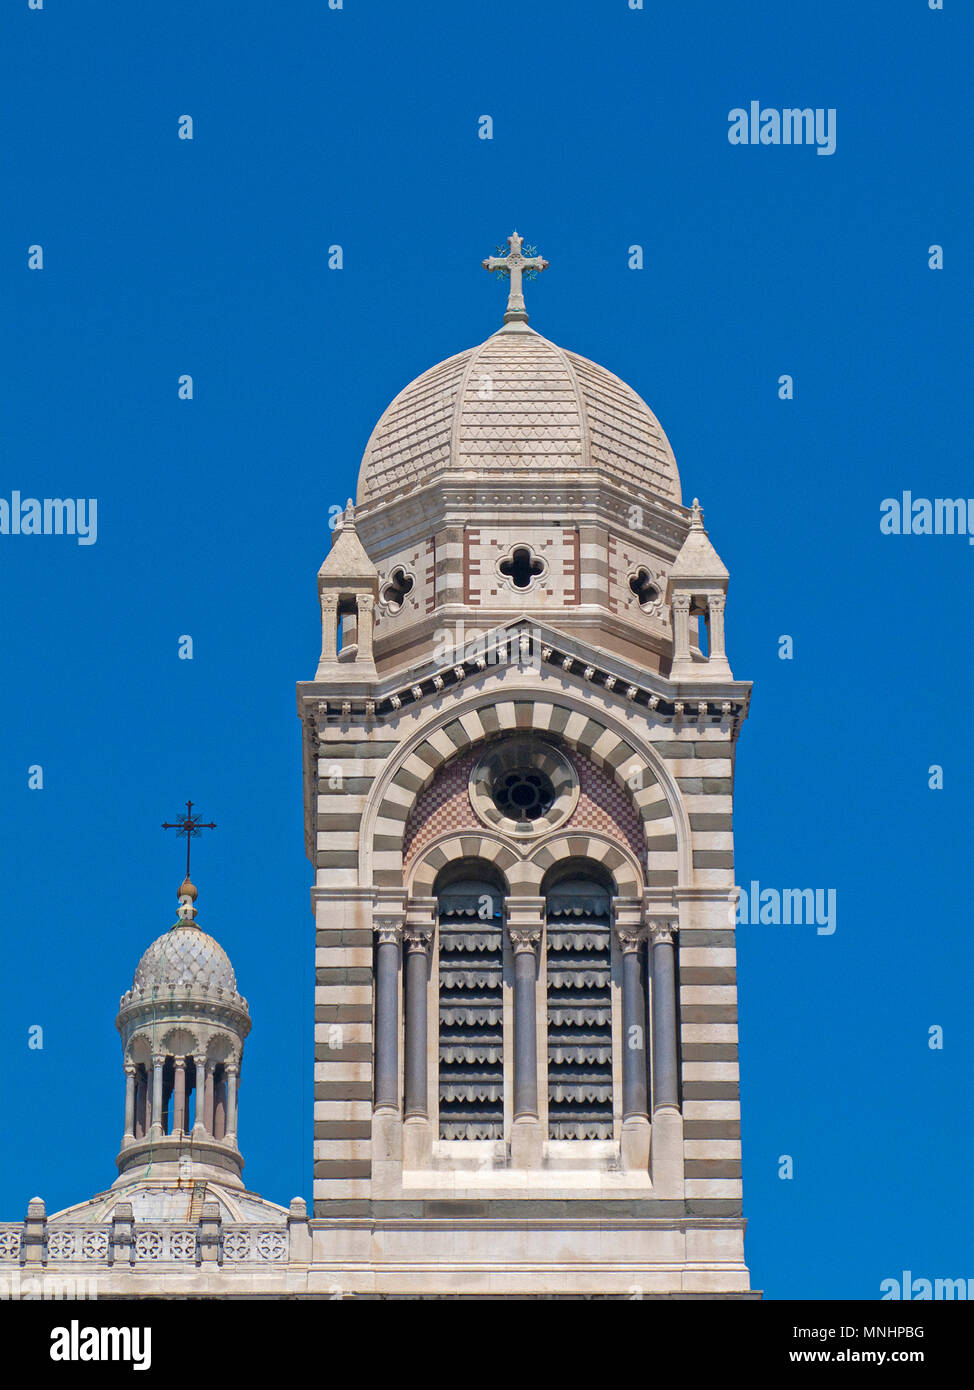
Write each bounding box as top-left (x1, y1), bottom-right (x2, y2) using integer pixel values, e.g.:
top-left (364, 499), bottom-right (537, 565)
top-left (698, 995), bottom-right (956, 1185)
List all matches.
top-left (221, 1225), bottom-right (288, 1262)
top-left (44, 1225), bottom-right (113, 1263)
top-left (133, 1226), bottom-right (198, 1262)
top-left (1, 1216), bottom-right (290, 1268)
top-left (0, 1225), bottom-right (22, 1262)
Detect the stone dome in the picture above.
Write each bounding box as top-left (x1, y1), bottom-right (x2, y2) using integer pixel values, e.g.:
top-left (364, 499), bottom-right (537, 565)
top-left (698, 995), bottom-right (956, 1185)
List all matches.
top-left (355, 322), bottom-right (681, 506)
top-left (133, 923), bottom-right (237, 994)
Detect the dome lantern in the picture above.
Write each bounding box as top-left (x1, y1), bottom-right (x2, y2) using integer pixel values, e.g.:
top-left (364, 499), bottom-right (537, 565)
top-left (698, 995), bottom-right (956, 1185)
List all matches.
top-left (114, 876), bottom-right (251, 1190)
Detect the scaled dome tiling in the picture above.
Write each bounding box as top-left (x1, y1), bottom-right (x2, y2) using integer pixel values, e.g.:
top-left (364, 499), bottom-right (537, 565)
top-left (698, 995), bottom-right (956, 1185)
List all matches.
top-left (356, 325), bottom-right (681, 505)
top-left (133, 924), bottom-right (237, 994)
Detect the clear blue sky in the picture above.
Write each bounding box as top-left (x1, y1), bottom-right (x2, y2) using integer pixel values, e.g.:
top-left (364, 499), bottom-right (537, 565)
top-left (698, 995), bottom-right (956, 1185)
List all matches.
top-left (1, 0), bottom-right (971, 1300)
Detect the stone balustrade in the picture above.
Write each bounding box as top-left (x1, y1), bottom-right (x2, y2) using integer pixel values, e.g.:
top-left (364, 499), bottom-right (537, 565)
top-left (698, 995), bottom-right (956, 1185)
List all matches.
top-left (0, 1214), bottom-right (290, 1267)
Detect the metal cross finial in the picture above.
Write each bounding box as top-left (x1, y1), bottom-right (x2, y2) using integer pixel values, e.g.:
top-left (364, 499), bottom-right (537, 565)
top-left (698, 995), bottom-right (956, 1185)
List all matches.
top-left (161, 800), bottom-right (217, 881)
top-left (482, 232), bottom-right (548, 324)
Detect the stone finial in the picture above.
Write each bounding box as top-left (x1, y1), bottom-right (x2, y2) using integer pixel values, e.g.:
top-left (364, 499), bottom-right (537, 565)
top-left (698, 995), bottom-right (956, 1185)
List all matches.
top-left (177, 877), bottom-right (199, 922)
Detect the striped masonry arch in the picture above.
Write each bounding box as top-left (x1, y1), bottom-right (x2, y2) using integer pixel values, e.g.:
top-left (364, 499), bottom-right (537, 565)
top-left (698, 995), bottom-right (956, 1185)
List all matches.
top-left (366, 695), bottom-right (685, 889)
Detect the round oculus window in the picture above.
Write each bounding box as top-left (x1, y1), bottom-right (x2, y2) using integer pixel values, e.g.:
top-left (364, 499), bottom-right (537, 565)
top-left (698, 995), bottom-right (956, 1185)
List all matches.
top-left (492, 767), bottom-right (556, 821)
top-left (468, 738), bottom-right (579, 837)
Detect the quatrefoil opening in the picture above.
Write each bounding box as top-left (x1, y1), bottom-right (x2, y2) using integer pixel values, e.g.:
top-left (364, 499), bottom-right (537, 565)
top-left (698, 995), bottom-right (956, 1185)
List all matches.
top-left (498, 546), bottom-right (545, 591)
top-left (629, 568), bottom-right (661, 612)
top-left (382, 567), bottom-right (414, 613)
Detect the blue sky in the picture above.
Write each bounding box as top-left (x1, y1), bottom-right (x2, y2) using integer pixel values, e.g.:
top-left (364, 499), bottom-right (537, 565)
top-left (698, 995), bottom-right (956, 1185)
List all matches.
top-left (1, 0), bottom-right (971, 1299)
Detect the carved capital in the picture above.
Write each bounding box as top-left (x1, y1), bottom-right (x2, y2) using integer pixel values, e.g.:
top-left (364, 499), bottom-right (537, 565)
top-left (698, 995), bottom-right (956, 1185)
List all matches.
top-left (374, 917), bottom-right (404, 947)
top-left (403, 926), bottom-right (433, 954)
top-left (671, 592), bottom-right (692, 614)
top-left (614, 924), bottom-right (646, 954)
top-left (648, 918), bottom-right (678, 946)
top-left (508, 926), bottom-right (541, 955)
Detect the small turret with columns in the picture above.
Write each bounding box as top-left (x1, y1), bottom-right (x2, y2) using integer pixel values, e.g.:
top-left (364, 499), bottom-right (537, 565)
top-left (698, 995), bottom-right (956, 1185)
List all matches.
top-left (666, 498), bottom-right (733, 681)
top-left (114, 876), bottom-right (251, 1190)
top-left (315, 498), bottom-right (379, 678)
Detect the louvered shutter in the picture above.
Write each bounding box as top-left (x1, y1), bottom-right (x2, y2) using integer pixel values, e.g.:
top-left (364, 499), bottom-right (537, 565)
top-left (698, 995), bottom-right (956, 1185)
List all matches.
top-left (546, 880), bottom-right (613, 1140)
top-left (438, 883), bottom-right (504, 1139)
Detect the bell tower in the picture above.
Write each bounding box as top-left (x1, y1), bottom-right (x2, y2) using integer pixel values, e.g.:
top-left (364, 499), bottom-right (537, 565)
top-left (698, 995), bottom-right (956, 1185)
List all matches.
top-left (297, 237), bottom-right (755, 1297)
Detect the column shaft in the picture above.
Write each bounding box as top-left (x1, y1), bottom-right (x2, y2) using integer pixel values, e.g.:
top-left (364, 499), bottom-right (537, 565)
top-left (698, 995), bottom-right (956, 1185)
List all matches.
top-left (621, 945), bottom-right (649, 1120)
top-left (150, 1057), bottom-right (164, 1139)
top-left (123, 1066), bottom-right (136, 1140)
top-left (192, 1056), bottom-right (207, 1133)
top-left (374, 933), bottom-right (401, 1111)
top-left (403, 936), bottom-right (429, 1117)
top-left (225, 1067), bottom-right (238, 1141)
top-left (512, 946), bottom-right (539, 1119)
top-left (651, 927), bottom-right (680, 1111)
top-left (173, 1060), bottom-right (187, 1135)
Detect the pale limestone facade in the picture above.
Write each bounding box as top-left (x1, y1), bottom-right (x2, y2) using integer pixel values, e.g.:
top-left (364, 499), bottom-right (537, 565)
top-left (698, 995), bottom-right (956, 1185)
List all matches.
top-left (1, 245), bottom-right (756, 1297)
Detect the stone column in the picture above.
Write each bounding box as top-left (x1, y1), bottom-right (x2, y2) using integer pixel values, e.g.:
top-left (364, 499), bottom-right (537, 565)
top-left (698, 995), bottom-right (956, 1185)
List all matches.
top-left (511, 930), bottom-right (540, 1120)
top-left (708, 592), bottom-right (726, 660)
top-left (615, 901), bottom-right (650, 1172)
top-left (373, 918), bottom-right (403, 1113)
top-left (649, 920), bottom-right (680, 1112)
top-left (149, 1054), bottom-right (165, 1140)
top-left (123, 1062), bottom-right (136, 1143)
top-left (173, 1058), bottom-right (187, 1136)
top-left (671, 591), bottom-right (692, 665)
top-left (192, 1054), bottom-right (208, 1135)
top-left (318, 592), bottom-right (339, 669)
top-left (397, 899), bottom-right (435, 1172)
top-left (355, 592), bottom-right (375, 662)
top-left (647, 916), bottom-right (684, 1197)
top-left (403, 927), bottom-right (432, 1119)
top-left (225, 1063), bottom-right (238, 1144)
top-left (506, 897), bottom-right (544, 1169)
top-left (203, 1061), bottom-right (215, 1135)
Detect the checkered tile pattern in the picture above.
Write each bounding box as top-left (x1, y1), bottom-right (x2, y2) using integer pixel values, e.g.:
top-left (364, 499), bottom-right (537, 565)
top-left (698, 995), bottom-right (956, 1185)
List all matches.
top-left (402, 747), bottom-right (645, 870)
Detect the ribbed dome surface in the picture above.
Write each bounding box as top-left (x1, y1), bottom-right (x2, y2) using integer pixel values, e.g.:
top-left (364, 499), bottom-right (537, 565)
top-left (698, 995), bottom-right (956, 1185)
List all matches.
top-left (133, 924), bottom-right (237, 994)
top-left (356, 325), bottom-right (681, 504)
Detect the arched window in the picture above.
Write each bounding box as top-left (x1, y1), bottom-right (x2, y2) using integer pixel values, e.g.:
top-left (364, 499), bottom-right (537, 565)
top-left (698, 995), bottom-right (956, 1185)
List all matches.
top-left (544, 865), bottom-right (614, 1140)
top-left (435, 864), bottom-right (505, 1140)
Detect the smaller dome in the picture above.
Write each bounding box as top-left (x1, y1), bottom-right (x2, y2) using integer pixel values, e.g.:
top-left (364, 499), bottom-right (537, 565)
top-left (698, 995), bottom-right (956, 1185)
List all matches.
top-left (133, 923), bottom-right (237, 994)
